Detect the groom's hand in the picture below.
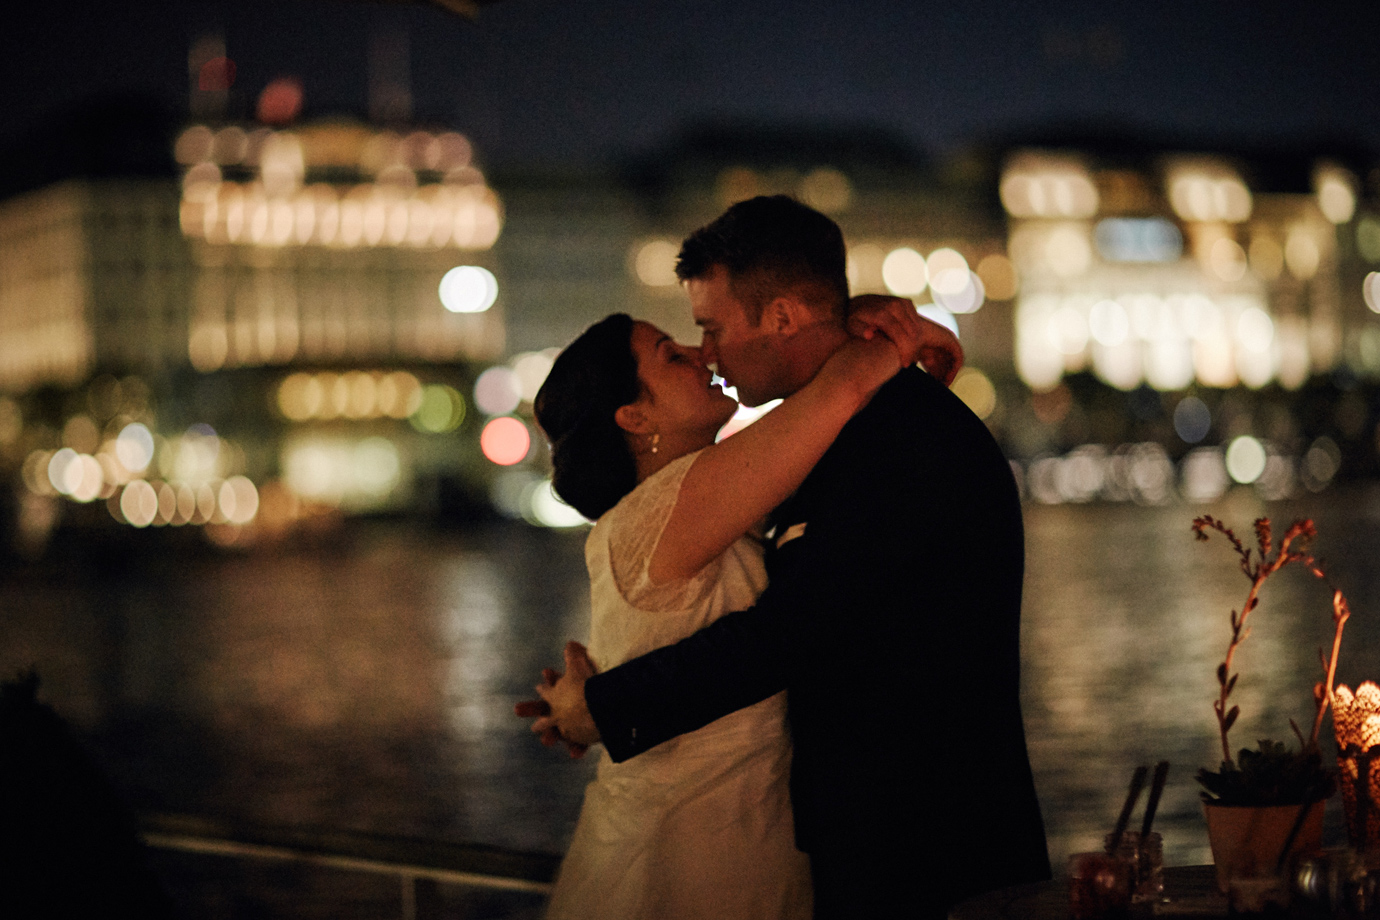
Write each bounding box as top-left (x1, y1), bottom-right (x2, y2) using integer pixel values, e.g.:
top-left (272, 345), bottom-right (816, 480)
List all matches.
top-left (530, 641), bottom-right (601, 755)
top-left (848, 294), bottom-right (963, 386)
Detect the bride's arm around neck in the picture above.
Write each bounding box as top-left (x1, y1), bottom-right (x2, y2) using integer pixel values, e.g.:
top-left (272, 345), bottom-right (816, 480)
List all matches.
top-left (648, 335), bottom-right (902, 584)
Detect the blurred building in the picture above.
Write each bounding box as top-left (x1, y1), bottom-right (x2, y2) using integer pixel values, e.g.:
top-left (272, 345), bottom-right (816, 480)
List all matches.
top-left (985, 138), bottom-right (1380, 502)
top-left (0, 105), bottom-right (1378, 554)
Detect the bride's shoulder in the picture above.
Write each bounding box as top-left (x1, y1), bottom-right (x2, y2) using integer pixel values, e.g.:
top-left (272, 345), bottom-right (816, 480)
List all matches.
top-left (605, 449), bottom-right (703, 524)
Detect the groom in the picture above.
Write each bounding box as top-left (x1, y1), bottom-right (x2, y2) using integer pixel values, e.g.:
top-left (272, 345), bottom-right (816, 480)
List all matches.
top-left (525, 195), bottom-right (1050, 919)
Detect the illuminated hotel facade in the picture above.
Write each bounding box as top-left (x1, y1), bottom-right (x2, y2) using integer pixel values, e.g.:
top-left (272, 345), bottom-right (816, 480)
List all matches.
top-left (0, 117), bottom-right (1377, 549)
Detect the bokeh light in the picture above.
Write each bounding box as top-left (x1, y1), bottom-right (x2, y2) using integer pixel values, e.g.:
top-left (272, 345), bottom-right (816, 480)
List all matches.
top-left (1088, 300), bottom-right (1130, 347)
top-left (634, 240), bottom-right (680, 286)
top-left (438, 266), bottom-right (498, 313)
top-left (218, 476), bottom-right (260, 524)
top-left (881, 248), bottom-right (927, 296)
top-left (1315, 166), bottom-right (1357, 224)
top-left (1364, 273), bottom-right (1380, 313)
top-left (351, 438), bottom-right (401, 498)
top-left (512, 351), bottom-right (555, 402)
top-left (926, 249), bottom-right (970, 294)
top-left (950, 368), bottom-right (996, 420)
top-left (198, 56), bottom-right (236, 93)
top-left (1303, 437), bottom-right (1341, 492)
top-left (411, 385), bottom-right (465, 433)
top-left (1173, 396), bottom-right (1212, 443)
top-left (799, 167), bottom-right (852, 214)
top-left (1208, 238), bottom-right (1248, 282)
top-left (934, 271), bottom-right (985, 314)
top-left (1180, 447), bottom-right (1229, 503)
top-left (474, 366), bottom-right (522, 416)
top-left (47, 449), bottom-right (79, 495)
top-left (115, 423), bottom-right (155, 472)
top-left (1236, 307), bottom-right (1274, 353)
top-left (1225, 436), bottom-right (1267, 484)
top-left (1167, 168), bottom-right (1252, 222)
top-left (378, 372), bottom-right (424, 418)
top-left (1094, 218), bottom-right (1183, 263)
top-left (121, 480), bottom-right (159, 527)
top-left (480, 417), bottom-right (531, 466)
top-left (1044, 226), bottom-right (1091, 277)
top-left (999, 156), bottom-right (1098, 218)
top-left (527, 479), bottom-right (589, 528)
top-left (1285, 229), bottom-right (1321, 280)
top-left (257, 77), bottom-right (304, 125)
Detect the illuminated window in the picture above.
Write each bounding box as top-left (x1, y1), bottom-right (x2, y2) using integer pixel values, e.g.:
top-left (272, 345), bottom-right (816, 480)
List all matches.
top-left (1314, 164), bottom-right (1357, 224)
top-left (1166, 161), bottom-right (1252, 222)
top-left (1000, 154), bottom-right (1098, 218)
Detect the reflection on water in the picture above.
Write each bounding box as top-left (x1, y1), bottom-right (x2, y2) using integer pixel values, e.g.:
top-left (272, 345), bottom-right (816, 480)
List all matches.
top-left (1023, 485), bottom-right (1380, 866)
top-left (7, 486), bottom-right (1380, 874)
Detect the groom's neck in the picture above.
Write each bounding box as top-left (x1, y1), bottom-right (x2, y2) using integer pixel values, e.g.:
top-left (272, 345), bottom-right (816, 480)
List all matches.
top-left (771, 320), bottom-right (852, 399)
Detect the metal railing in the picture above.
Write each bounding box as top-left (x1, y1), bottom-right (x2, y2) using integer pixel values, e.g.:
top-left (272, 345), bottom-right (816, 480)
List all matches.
top-left (139, 813), bottom-right (557, 920)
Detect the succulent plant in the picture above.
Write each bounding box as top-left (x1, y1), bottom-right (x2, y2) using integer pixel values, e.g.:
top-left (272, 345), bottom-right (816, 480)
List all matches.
top-left (1192, 516), bottom-right (1350, 807)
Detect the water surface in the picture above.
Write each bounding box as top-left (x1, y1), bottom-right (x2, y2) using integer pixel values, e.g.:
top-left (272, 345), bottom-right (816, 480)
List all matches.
top-left (7, 486), bottom-right (1380, 874)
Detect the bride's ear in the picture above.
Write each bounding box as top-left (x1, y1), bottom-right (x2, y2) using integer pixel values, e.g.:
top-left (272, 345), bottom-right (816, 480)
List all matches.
top-left (613, 403), bottom-right (652, 435)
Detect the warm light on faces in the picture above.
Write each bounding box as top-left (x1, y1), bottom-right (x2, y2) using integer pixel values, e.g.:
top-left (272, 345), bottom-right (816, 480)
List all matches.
top-left (686, 267), bottom-right (786, 408)
top-left (625, 321), bottom-right (737, 443)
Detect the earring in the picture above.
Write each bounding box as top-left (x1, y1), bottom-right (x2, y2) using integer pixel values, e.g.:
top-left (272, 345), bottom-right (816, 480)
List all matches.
top-left (651, 433), bottom-right (660, 454)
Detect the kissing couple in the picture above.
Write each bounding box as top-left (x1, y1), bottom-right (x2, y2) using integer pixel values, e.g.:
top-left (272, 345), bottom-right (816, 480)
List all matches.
top-left (518, 195), bottom-right (1051, 920)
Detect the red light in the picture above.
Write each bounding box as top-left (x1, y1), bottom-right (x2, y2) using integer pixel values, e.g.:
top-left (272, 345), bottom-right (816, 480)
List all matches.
top-left (480, 417), bottom-right (531, 466)
top-left (257, 77), bottom-right (304, 125)
top-left (199, 57), bottom-right (236, 93)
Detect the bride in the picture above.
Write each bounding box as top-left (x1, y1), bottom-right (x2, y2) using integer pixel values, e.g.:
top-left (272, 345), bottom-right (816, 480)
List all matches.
top-left (527, 301), bottom-right (944, 919)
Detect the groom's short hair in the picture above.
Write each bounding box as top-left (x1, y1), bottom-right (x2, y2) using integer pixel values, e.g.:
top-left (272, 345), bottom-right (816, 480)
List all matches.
top-left (675, 195), bottom-right (848, 323)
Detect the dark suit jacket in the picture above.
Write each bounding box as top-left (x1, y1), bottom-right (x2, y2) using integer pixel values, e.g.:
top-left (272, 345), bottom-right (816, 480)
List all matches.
top-left (585, 366), bottom-right (1051, 908)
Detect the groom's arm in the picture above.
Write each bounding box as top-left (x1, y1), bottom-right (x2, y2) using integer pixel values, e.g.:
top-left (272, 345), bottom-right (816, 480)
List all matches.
top-left (585, 403), bottom-right (917, 761)
top-left (586, 587), bottom-right (797, 761)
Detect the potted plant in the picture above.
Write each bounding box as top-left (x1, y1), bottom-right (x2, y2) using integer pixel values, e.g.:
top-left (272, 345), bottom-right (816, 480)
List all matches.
top-left (1192, 516), bottom-right (1350, 892)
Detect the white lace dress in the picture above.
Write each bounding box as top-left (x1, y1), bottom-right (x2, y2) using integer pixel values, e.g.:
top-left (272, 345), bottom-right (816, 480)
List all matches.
top-left (545, 450), bottom-right (812, 920)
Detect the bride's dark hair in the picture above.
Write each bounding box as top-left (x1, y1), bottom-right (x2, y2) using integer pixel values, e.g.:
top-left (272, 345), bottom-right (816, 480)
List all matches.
top-left (534, 313), bottom-right (642, 520)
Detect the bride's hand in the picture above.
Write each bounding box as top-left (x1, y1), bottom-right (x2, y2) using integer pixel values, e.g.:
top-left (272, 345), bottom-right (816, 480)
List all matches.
top-left (847, 294), bottom-right (963, 386)
top-left (531, 641), bottom-right (601, 755)
top-left (821, 333), bottom-right (906, 399)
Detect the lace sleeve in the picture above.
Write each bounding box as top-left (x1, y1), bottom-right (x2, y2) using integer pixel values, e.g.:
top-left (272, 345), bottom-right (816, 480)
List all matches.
top-left (604, 450), bottom-right (723, 613)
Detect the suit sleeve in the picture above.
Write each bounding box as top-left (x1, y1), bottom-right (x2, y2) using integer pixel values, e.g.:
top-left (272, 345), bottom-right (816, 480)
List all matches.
top-left (586, 377), bottom-right (927, 763)
top-left (585, 563), bottom-right (797, 761)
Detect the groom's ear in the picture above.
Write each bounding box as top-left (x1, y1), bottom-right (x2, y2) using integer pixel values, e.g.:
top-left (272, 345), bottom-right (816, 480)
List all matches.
top-left (760, 296), bottom-right (808, 336)
top-left (613, 403), bottom-right (651, 435)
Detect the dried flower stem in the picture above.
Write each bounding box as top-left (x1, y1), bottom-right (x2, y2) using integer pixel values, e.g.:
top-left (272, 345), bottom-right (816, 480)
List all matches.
top-left (1309, 589), bottom-right (1351, 748)
top-left (1194, 515), bottom-right (1322, 769)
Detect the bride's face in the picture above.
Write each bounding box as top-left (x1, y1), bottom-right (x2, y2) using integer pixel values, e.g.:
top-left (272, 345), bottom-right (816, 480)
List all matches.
top-left (624, 321), bottom-right (737, 442)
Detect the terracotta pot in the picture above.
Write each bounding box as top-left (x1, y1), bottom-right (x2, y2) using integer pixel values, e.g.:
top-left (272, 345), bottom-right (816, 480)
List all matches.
top-left (1203, 800), bottom-right (1326, 893)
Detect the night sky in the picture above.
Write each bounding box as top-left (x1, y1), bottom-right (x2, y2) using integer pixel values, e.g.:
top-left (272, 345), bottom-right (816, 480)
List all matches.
top-left (3, 0), bottom-right (1379, 171)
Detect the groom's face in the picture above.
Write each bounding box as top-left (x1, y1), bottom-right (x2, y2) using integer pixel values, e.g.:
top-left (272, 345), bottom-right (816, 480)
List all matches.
top-left (686, 266), bottom-right (782, 408)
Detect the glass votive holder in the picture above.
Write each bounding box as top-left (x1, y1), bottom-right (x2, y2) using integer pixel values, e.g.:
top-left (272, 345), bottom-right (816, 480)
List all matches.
top-left (1104, 830), bottom-right (1164, 902)
top-left (1292, 848), bottom-right (1374, 915)
top-left (1069, 851), bottom-right (1132, 920)
top-left (1228, 875), bottom-right (1289, 914)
